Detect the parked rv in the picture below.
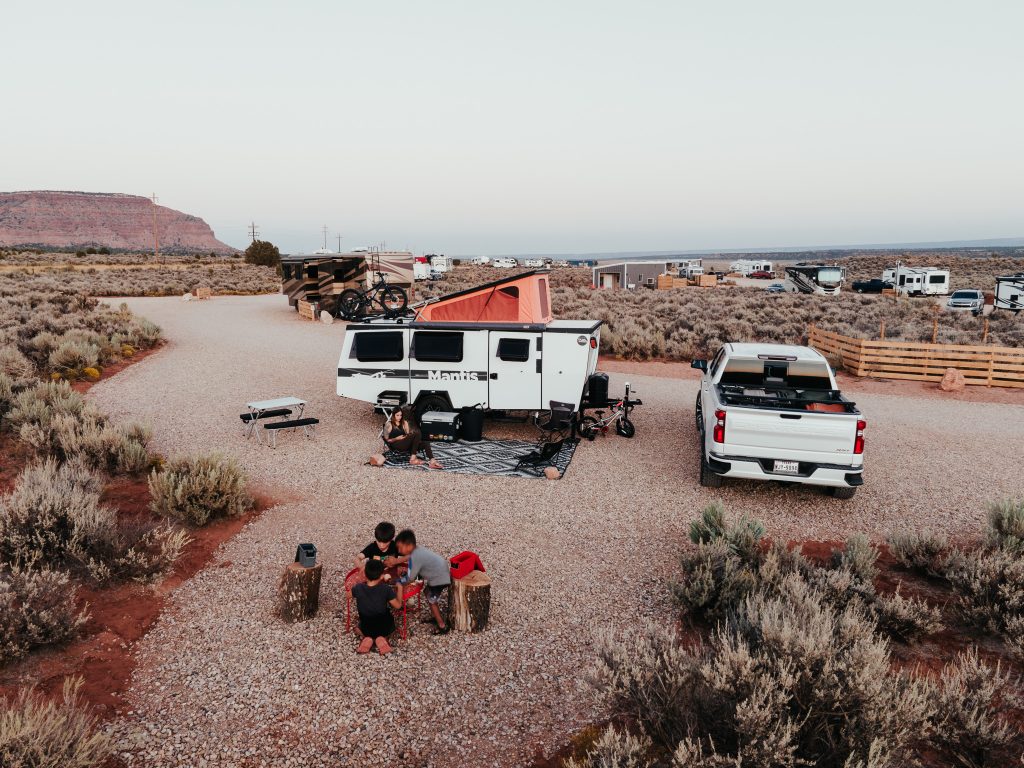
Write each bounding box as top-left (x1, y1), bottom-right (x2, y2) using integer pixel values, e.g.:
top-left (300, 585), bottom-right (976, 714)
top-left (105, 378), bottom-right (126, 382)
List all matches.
top-left (523, 258), bottom-right (546, 268)
top-left (678, 259), bottom-right (704, 279)
top-left (946, 289), bottom-right (984, 315)
top-left (730, 259), bottom-right (773, 277)
top-left (428, 254), bottom-right (451, 273)
top-left (413, 256), bottom-right (431, 281)
top-left (994, 274), bottom-right (1024, 312)
top-left (881, 267), bottom-right (950, 297)
top-left (337, 271), bottom-right (602, 420)
top-left (784, 264), bottom-right (846, 295)
top-left (692, 343), bottom-right (865, 498)
top-left (471, 257), bottom-right (491, 266)
top-left (280, 252), bottom-right (414, 312)
top-left (492, 257), bottom-right (519, 269)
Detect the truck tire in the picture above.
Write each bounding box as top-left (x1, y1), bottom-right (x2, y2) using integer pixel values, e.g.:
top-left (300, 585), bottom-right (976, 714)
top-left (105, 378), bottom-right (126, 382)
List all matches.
top-left (699, 451), bottom-right (724, 488)
top-left (414, 394), bottom-right (450, 424)
top-left (830, 486), bottom-right (857, 500)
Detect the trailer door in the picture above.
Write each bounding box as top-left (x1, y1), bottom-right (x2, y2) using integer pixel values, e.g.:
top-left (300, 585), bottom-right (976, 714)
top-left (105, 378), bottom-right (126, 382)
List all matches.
top-left (488, 332), bottom-right (542, 410)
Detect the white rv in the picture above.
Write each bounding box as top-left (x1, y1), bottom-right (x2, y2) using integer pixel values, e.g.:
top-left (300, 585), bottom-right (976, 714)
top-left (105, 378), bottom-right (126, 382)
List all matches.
top-left (337, 272), bottom-right (602, 418)
top-left (471, 257), bottom-right (491, 266)
top-left (994, 274), bottom-right (1024, 312)
top-left (881, 267), bottom-right (950, 296)
top-left (428, 255), bottom-right (451, 274)
top-left (413, 257), bottom-right (431, 281)
top-left (730, 259), bottom-right (773, 276)
top-left (679, 259), bottom-right (704, 279)
top-left (784, 264), bottom-right (846, 295)
top-left (492, 257), bottom-right (518, 269)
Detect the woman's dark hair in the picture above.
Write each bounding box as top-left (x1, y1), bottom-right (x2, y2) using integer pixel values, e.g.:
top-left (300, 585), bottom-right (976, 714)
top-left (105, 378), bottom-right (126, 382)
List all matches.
top-left (395, 529), bottom-right (417, 547)
top-left (374, 521), bottom-right (396, 543)
top-left (365, 559), bottom-right (384, 580)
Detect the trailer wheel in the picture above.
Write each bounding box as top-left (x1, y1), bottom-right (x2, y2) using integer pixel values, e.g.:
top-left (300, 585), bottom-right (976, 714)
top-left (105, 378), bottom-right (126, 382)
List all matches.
top-left (830, 486), bottom-right (857, 500)
top-left (414, 394), bottom-right (450, 424)
top-left (615, 417), bottom-right (635, 438)
top-left (699, 452), bottom-right (724, 488)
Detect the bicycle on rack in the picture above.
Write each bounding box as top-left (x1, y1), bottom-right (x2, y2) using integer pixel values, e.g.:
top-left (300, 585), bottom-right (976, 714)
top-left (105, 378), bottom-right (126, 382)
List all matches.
top-left (335, 272), bottom-right (408, 320)
top-left (576, 383), bottom-right (640, 440)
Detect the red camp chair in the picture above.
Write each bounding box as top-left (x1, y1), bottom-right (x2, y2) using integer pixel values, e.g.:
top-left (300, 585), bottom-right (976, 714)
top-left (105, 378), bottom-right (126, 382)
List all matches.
top-left (397, 581), bottom-right (423, 641)
top-left (345, 566), bottom-right (422, 642)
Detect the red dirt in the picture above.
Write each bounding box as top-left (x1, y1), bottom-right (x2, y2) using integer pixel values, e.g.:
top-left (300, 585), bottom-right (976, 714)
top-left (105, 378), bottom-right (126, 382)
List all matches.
top-left (70, 343), bottom-right (164, 394)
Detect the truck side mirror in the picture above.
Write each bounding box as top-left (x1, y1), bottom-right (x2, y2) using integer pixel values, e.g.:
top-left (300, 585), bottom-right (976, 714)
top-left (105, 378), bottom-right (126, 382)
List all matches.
top-left (691, 359), bottom-right (707, 371)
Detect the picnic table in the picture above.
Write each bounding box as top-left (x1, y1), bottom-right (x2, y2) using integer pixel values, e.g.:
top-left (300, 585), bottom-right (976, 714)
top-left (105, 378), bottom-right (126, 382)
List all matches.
top-left (243, 396), bottom-right (306, 441)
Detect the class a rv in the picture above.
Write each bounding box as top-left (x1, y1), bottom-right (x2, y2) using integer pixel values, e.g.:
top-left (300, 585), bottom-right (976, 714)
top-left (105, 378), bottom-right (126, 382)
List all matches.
top-left (784, 264), bottom-right (846, 295)
top-left (994, 273), bottom-right (1024, 311)
top-left (881, 267), bottom-right (951, 296)
top-left (337, 271), bottom-right (602, 417)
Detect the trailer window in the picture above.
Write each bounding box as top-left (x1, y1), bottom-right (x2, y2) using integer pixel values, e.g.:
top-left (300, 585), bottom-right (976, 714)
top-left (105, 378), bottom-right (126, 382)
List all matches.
top-left (496, 338), bottom-right (530, 362)
top-left (412, 331), bottom-right (463, 363)
top-left (929, 274), bottom-right (946, 284)
top-left (353, 331), bottom-right (404, 362)
top-left (282, 265), bottom-right (293, 280)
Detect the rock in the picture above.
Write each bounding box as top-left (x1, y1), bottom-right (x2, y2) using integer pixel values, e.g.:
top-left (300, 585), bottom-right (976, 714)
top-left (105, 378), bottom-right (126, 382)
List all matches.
top-left (320, 311), bottom-right (334, 325)
top-left (939, 367), bottom-right (966, 392)
top-left (543, 467), bottom-right (560, 480)
top-left (369, 454), bottom-right (386, 467)
top-left (182, 293), bottom-right (193, 301)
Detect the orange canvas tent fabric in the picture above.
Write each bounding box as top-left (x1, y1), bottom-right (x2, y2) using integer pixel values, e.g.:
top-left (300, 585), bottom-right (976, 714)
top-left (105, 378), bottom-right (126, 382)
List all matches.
top-left (416, 272), bottom-right (552, 324)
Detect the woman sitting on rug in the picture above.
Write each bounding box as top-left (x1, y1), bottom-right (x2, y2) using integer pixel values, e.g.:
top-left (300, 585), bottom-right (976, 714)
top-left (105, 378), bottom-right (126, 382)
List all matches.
top-left (384, 407), bottom-right (442, 469)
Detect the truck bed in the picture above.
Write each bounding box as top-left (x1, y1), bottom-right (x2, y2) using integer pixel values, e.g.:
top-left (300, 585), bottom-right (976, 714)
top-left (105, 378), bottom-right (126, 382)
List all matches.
top-left (717, 383), bottom-right (859, 414)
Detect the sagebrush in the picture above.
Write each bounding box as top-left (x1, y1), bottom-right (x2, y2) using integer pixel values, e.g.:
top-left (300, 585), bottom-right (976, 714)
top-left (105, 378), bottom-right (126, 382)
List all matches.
top-left (149, 453), bottom-right (252, 526)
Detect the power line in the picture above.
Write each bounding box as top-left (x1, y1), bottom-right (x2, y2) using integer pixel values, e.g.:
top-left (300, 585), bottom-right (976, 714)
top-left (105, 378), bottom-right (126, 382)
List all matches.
top-left (248, 222), bottom-right (260, 242)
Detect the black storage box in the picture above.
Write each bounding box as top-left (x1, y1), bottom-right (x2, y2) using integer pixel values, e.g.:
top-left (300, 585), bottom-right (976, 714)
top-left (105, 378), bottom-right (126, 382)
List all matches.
top-left (459, 406), bottom-right (484, 442)
top-left (420, 411), bottom-right (461, 442)
top-left (295, 543), bottom-right (317, 568)
top-left (587, 372), bottom-right (609, 405)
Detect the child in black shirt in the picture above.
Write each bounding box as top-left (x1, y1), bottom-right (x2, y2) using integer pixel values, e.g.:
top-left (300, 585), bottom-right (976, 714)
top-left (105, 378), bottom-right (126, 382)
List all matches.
top-left (356, 521), bottom-right (406, 571)
top-left (352, 559), bottom-right (402, 654)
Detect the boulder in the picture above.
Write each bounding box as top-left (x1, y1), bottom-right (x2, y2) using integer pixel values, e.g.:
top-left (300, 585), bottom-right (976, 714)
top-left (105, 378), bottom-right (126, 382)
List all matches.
top-left (320, 311), bottom-right (334, 325)
top-left (543, 466), bottom-right (561, 480)
top-left (182, 293), bottom-right (193, 301)
top-left (939, 368), bottom-right (966, 393)
top-left (368, 454), bottom-right (386, 467)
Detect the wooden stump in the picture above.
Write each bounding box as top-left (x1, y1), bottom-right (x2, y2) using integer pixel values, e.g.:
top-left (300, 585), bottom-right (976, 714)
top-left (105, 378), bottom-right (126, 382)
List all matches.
top-left (446, 570), bottom-right (491, 633)
top-left (278, 562), bottom-right (322, 622)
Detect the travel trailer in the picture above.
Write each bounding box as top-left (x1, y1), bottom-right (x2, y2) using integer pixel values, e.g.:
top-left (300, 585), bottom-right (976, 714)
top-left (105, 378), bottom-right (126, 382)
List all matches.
top-left (492, 257), bottom-right (518, 268)
top-left (994, 273), bottom-right (1024, 311)
top-left (337, 271), bottom-right (603, 419)
top-left (471, 256), bottom-right (491, 266)
top-left (730, 259), bottom-right (773, 276)
top-left (413, 256), bottom-right (431, 281)
top-left (881, 267), bottom-right (951, 296)
top-left (428, 254), bottom-right (451, 273)
top-left (280, 251), bottom-right (414, 311)
top-left (784, 264), bottom-right (846, 295)
top-left (679, 259), bottom-right (704, 279)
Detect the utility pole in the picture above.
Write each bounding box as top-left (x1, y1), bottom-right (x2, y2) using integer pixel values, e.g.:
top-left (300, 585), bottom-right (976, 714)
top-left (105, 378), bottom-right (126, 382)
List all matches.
top-left (248, 222), bottom-right (260, 242)
top-left (321, 225), bottom-right (328, 251)
top-left (150, 193), bottom-right (160, 262)
top-left (336, 233), bottom-right (342, 253)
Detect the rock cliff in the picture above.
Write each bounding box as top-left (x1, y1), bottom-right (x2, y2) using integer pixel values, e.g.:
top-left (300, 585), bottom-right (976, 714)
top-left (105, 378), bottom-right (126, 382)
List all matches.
top-left (0, 191), bottom-right (237, 254)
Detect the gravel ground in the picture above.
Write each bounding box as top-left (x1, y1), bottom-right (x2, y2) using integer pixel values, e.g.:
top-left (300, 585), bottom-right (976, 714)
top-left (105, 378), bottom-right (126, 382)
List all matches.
top-left (90, 295), bottom-right (1024, 767)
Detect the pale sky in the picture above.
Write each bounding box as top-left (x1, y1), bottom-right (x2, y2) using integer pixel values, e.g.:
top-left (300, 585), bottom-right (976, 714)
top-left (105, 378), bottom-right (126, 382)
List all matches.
top-left (3, 1), bottom-right (1022, 254)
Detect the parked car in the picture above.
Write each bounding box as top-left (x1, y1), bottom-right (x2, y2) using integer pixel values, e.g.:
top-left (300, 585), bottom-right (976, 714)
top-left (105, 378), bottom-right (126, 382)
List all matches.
top-left (749, 270), bottom-right (773, 279)
top-left (765, 283), bottom-right (786, 293)
top-left (692, 343), bottom-right (865, 498)
top-left (852, 278), bottom-right (892, 294)
top-left (946, 289), bottom-right (985, 315)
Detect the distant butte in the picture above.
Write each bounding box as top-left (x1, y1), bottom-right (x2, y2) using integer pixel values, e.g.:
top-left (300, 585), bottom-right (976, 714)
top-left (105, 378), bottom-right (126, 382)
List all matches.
top-left (0, 191), bottom-right (237, 254)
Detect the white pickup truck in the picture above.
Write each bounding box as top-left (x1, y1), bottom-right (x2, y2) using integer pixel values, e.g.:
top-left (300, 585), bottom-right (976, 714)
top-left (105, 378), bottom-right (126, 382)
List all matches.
top-left (692, 343), bottom-right (865, 499)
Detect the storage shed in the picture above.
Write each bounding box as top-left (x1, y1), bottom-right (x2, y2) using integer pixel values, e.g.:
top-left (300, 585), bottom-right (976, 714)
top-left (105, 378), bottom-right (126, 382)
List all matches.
top-left (591, 261), bottom-right (678, 289)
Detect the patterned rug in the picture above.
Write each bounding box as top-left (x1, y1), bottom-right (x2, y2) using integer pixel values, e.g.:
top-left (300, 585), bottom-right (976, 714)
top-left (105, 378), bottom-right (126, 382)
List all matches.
top-left (383, 438), bottom-right (578, 479)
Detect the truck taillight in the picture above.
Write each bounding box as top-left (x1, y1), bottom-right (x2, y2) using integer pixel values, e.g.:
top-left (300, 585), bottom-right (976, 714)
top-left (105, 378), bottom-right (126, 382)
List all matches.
top-left (854, 419), bottom-right (866, 454)
top-left (713, 409), bottom-right (726, 443)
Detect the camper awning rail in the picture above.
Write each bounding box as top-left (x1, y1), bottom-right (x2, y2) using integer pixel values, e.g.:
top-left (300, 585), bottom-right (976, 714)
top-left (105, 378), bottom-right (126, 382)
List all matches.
top-left (350, 318), bottom-right (603, 334)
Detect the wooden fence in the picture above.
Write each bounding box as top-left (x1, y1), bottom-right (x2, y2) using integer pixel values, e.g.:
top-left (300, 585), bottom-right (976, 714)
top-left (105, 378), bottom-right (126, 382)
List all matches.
top-left (807, 326), bottom-right (1024, 389)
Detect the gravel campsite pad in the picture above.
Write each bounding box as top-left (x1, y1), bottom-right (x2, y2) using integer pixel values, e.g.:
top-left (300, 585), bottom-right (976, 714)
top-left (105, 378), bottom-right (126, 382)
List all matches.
top-left (89, 295), bottom-right (1024, 767)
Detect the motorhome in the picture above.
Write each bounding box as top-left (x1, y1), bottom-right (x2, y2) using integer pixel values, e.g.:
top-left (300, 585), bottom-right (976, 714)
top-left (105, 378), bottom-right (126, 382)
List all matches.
top-left (280, 251), bottom-right (414, 311)
top-left (471, 256), bottom-right (491, 266)
top-left (337, 271), bottom-right (602, 419)
top-left (428, 254), bottom-right (451, 273)
top-left (881, 267), bottom-right (950, 296)
top-left (784, 264), bottom-right (846, 295)
top-left (730, 259), bottom-right (773, 276)
top-left (994, 273), bottom-right (1024, 311)
top-left (492, 257), bottom-right (518, 268)
top-left (523, 258), bottom-right (546, 268)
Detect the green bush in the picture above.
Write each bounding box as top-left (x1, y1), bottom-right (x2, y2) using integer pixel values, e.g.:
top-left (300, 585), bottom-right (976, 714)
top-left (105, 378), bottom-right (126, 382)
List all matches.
top-left (0, 568), bottom-right (87, 664)
top-left (243, 239), bottom-right (281, 268)
top-left (986, 497), bottom-right (1024, 553)
top-left (946, 547), bottom-right (1024, 647)
top-left (0, 677), bottom-right (111, 767)
top-left (565, 726), bottom-right (651, 768)
top-left (888, 528), bottom-right (950, 576)
top-left (149, 453), bottom-right (251, 526)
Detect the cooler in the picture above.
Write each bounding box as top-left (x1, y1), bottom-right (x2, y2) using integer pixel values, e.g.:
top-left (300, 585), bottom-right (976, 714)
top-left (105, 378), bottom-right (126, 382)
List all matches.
top-left (587, 372), bottom-right (609, 406)
top-left (420, 411), bottom-right (461, 442)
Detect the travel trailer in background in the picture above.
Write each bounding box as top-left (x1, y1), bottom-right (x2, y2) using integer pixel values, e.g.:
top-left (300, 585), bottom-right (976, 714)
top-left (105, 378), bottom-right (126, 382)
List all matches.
top-left (784, 264), bottom-right (846, 295)
top-left (994, 273), bottom-right (1024, 311)
top-left (492, 257), bottom-right (518, 268)
top-left (592, 260), bottom-right (678, 289)
top-left (413, 256), bottom-right (431, 281)
top-left (428, 254), bottom-right (451, 273)
top-left (471, 256), bottom-right (491, 266)
top-left (337, 271), bottom-right (602, 419)
top-left (730, 259), bottom-right (773, 276)
top-left (881, 267), bottom-right (951, 296)
top-left (679, 259), bottom-right (704, 279)
top-left (280, 251), bottom-right (414, 311)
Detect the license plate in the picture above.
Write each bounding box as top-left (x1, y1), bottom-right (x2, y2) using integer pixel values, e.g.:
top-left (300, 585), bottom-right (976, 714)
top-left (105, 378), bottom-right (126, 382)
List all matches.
top-left (773, 460), bottom-right (800, 475)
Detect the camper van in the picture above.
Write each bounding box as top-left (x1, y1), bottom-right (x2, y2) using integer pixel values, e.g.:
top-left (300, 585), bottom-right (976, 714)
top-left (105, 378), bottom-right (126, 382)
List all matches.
top-left (994, 274), bottom-right (1024, 312)
top-left (337, 272), bottom-right (602, 418)
top-left (881, 267), bottom-right (950, 296)
top-left (784, 264), bottom-right (846, 295)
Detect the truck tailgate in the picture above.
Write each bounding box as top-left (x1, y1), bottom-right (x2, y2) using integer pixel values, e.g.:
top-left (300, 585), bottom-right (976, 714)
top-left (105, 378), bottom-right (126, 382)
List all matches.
top-left (723, 408), bottom-right (860, 464)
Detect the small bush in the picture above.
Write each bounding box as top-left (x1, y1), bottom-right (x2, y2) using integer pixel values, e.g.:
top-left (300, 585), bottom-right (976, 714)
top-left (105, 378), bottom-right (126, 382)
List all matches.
top-left (0, 677), bottom-right (112, 767)
top-left (0, 568), bottom-right (87, 664)
top-left (565, 725), bottom-right (652, 768)
top-left (945, 548), bottom-right (1024, 647)
top-left (832, 534), bottom-right (878, 584)
top-left (888, 528), bottom-right (950, 576)
top-left (48, 340), bottom-right (100, 378)
top-left (873, 588), bottom-right (943, 643)
top-left (0, 346), bottom-right (35, 385)
top-left (688, 503), bottom-right (764, 562)
top-left (149, 453), bottom-right (251, 526)
top-left (985, 497), bottom-right (1024, 554)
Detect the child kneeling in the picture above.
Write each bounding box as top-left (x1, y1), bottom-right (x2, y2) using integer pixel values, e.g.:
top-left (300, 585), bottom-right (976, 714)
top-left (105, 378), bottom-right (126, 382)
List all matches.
top-left (352, 559), bottom-right (402, 654)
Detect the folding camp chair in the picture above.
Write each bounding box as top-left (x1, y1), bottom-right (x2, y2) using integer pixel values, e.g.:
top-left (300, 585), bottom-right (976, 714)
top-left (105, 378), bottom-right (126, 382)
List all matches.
top-left (514, 438), bottom-right (566, 476)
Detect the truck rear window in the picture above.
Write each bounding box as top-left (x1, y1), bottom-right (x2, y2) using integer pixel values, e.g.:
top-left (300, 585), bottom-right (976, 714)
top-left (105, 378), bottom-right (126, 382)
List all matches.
top-left (719, 359), bottom-right (832, 390)
top-left (353, 331), bottom-right (404, 362)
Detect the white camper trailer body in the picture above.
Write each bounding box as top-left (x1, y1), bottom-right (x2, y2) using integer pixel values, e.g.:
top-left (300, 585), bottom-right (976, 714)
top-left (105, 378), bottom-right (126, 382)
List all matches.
top-left (784, 264), bottom-right (846, 295)
top-left (680, 259), bottom-right (704, 279)
top-left (428, 255), bottom-right (451, 273)
top-left (412, 258), bottom-right (431, 281)
top-left (995, 274), bottom-right (1024, 312)
top-left (881, 267), bottom-right (950, 296)
top-left (730, 259), bottom-right (773, 276)
top-left (337, 319), bottom-right (602, 414)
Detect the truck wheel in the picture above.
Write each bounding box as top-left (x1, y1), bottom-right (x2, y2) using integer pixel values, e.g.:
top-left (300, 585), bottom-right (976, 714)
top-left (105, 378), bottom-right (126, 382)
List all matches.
top-left (831, 486), bottom-right (857, 500)
top-left (414, 394), bottom-right (450, 424)
top-left (699, 452), bottom-right (724, 488)
top-left (615, 417), bottom-right (635, 438)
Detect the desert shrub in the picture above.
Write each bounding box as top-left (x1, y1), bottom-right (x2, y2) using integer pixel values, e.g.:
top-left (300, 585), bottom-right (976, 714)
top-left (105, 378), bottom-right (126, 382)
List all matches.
top-left (873, 588), bottom-right (943, 643)
top-left (48, 339), bottom-right (100, 379)
top-left (0, 372), bottom-right (12, 421)
top-left (0, 568), bottom-right (87, 664)
top-left (671, 538), bottom-right (761, 621)
top-left (565, 726), bottom-right (652, 768)
top-left (888, 528), bottom-right (950, 576)
top-left (688, 502), bottom-right (764, 561)
top-left (0, 677), bottom-right (112, 767)
top-left (985, 497), bottom-right (1024, 554)
top-left (0, 346), bottom-right (35, 385)
top-left (149, 453), bottom-right (251, 526)
top-left (931, 648), bottom-right (1022, 767)
top-left (945, 548), bottom-right (1024, 646)
top-left (832, 533), bottom-right (878, 584)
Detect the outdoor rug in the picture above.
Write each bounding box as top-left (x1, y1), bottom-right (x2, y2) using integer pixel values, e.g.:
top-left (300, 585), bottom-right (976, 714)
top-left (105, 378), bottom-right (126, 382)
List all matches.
top-left (383, 437), bottom-right (579, 479)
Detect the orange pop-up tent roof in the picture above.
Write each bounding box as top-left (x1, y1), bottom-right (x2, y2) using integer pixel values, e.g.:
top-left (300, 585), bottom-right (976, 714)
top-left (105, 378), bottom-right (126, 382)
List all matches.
top-left (415, 271), bottom-right (552, 324)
